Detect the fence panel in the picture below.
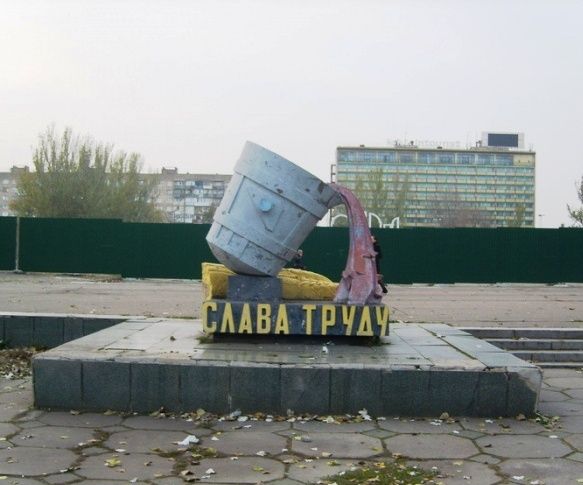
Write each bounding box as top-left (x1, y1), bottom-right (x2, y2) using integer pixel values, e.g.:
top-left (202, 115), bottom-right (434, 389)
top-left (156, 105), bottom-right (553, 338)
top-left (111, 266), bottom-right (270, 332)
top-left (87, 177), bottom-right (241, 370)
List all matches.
top-left (0, 217), bottom-right (16, 271)
top-left (119, 222), bottom-right (215, 279)
top-left (19, 217), bottom-right (123, 274)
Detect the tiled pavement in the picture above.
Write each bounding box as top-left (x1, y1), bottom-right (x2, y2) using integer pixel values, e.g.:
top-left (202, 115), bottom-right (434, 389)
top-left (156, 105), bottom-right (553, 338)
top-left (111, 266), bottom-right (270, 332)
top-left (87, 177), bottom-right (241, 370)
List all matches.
top-left (0, 368), bottom-right (581, 484)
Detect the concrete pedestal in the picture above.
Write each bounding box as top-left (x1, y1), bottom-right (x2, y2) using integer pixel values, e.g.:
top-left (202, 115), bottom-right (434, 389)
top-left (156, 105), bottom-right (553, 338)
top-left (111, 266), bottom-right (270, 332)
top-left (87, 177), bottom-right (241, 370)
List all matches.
top-left (33, 319), bottom-right (542, 417)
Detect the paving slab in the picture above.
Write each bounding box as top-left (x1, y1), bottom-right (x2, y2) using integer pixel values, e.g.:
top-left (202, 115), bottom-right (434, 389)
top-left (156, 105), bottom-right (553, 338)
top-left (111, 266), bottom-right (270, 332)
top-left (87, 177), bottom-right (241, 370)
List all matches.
top-left (567, 452), bottom-right (583, 463)
top-left (540, 389), bottom-right (570, 401)
top-left (44, 472), bottom-right (79, 484)
top-left (0, 446), bottom-right (77, 475)
top-left (291, 432), bottom-right (382, 458)
top-left (537, 400), bottom-right (583, 416)
top-left (104, 429), bottom-right (196, 453)
top-left (475, 434), bottom-right (571, 458)
top-left (206, 431), bottom-right (286, 456)
top-left (498, 458), bottom-right (583, 484)
top-left (565, 388), bottom-right (583, 399)
top-left (384, 434), bottom-right (478, 459)
top-left (189, 457), bottom-right (284, 483)
top-left (292, 420), bottom-right (376, 434)
top-left (0, 479), bottom-right (44, 485)
top-left (379, 418), bottom-right (463, 434)
top-left (564, 433), bottom-right (583, 451)
top-left (286, 458), bottom-right (357, 483)
top-left (77, 452), bottom-right (175, 480)
top-left (122, 415), bottom-right (212, 433)
top-left (212, 420), bottom-right (290, 433)
top-left (10, 425), bottom-right (95, 449)
top-left (0, 422), bottom-right (19, 437)
top-left (38, 412), bottom-right (123, 428)
top-left (544, 376), bottom-right (583, 389)
top-left (408, 459), bottom-right (501, 485)
top-left (459, 417), bottom-right (547, 435)
top-left (560, 415), bottom-right (583, 433)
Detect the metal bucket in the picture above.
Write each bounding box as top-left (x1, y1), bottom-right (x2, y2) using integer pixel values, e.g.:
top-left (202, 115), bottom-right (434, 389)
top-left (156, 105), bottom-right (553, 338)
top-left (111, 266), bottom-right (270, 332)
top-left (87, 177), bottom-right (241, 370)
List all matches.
top-left (206, 141), bottom-right (340, 276)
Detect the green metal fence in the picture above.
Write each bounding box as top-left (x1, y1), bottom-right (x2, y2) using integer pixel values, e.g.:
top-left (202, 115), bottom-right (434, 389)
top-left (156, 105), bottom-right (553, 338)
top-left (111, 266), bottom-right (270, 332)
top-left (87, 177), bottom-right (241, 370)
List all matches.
top-left (1, 216), bottom-right (582, 283)
top-left (0, 217), bottom-right (16, 271)
top-left (19, 217), bottom-right (123, 275)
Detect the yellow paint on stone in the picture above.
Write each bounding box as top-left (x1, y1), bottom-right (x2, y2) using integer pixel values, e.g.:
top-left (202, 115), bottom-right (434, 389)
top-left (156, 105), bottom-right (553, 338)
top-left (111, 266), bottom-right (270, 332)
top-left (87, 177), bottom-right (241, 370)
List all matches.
top-left (201, 262), bottom-right (338, 301)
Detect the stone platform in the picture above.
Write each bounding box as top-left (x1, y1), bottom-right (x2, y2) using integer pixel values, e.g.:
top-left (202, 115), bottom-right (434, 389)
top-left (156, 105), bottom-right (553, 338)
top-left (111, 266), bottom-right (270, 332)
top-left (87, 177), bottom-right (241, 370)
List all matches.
top-left (33, 319), bottom-right (542, 417)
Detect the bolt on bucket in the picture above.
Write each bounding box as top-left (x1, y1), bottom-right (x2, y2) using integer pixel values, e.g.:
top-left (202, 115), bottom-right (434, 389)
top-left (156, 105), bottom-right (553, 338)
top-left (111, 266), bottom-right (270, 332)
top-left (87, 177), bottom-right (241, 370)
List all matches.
top-left (206, 141), bottom-right (340, 276)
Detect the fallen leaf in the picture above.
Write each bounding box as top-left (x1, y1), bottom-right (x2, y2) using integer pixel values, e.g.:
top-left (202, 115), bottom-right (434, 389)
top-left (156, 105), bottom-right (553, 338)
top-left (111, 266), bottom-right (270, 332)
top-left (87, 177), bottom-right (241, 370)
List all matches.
top-left (253, 466), bottom-right (265, 472)
top-left (105, 457), bottom-right (121, 468)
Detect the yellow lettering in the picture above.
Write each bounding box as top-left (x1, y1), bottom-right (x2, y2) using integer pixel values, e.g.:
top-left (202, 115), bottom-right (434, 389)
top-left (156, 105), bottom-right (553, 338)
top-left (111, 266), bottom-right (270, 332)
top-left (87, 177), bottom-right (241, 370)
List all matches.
top-left (357, 306), bottom-right (373, 336)
top-left (274, 304), bottom-right (290, 334)
top-left (238, 303), bottom-right (253, 333)
top-left (375, 305), bottom-right (390, 337)
top-left (202, 301), bottom-right (217, 333)
top-left (302, 304), bottom-right (316, 335)
top-left (342, 305), bottom-right (356, 335)
top-left (220, 302), bottom-right (235, 333)
top-left (321, 304), bottom-right (336, 335)
top-left (257, 304), bottom-right (271, 334)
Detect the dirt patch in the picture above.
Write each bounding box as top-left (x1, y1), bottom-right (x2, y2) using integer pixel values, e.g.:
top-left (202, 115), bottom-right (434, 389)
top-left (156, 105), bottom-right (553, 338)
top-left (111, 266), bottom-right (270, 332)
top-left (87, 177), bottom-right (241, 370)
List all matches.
top-left (0, 348), bottom-right (38, 379)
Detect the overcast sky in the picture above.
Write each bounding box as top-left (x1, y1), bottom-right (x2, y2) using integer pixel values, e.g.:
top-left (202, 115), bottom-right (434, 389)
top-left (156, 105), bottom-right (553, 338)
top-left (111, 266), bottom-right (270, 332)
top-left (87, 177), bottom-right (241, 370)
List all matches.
top-left (1, 0), bottom-right (582, 227)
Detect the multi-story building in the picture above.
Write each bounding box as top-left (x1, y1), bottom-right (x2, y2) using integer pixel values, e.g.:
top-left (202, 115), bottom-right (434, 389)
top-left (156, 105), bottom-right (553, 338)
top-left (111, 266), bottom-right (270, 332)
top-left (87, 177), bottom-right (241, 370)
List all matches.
top-left (333, 133), bottom-right (535, 228)
top-left (0, 166), bottom-right (230, 223)
top-left (152, 168), bottom-right (231, 223)
top-left (0, 166), bottom-right (28, 217)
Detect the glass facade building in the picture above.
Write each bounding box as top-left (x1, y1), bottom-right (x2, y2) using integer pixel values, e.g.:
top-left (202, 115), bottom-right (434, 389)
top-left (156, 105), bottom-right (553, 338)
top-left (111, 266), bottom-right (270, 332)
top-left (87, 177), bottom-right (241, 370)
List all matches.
top-left (334, 145), bottom-right (535, 227)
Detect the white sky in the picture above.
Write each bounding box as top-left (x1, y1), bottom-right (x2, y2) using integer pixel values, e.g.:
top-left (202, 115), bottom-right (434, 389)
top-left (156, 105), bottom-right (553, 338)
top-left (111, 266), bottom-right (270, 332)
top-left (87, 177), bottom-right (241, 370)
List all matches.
top-left (1, 0), bottom-right (582, 227)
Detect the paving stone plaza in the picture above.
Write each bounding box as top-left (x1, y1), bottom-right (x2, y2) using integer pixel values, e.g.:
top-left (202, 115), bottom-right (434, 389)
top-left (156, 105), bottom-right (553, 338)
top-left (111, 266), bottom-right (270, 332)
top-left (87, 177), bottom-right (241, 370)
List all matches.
top-left (0, 274), bottom-right (581, 483)
top-left (0, 367), bottom-right (582, 484)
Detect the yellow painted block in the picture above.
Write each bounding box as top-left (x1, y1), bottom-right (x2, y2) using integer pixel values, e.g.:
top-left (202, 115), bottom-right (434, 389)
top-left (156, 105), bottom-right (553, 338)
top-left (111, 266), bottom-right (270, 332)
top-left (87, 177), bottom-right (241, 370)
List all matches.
top-left (201, 262), bottom-right (338, 301)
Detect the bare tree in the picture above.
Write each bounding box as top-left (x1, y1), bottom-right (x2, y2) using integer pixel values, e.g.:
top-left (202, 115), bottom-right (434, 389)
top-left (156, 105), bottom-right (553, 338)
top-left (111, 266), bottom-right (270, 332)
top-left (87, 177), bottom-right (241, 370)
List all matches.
top-left (334, 168), bottom-right (410, 227)
top-left (431, 191), bottom-right (494, 228)
top-left (509, 203), bottom-right (526, 227)
top-left (567, 175), bottom-right (583, 227)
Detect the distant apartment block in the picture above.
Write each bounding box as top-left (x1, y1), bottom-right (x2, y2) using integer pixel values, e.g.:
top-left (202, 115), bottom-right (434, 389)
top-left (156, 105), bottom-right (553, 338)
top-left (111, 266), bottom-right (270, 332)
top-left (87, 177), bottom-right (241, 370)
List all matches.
top-left (154, 168), bottom-right (231, 223)
top-left (333, 132), bottom-right (535, 228)
top-left (0, 166), bottom-right (28, 217)
top-left (0, 166), bottom-right (230, 223)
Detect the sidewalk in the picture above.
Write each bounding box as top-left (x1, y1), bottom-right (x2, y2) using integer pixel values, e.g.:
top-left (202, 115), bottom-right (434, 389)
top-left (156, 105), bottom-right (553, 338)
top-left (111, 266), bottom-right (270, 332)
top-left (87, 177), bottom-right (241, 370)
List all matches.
top-left (1, 272), bottom-right (582, 327)
top-left (0, 368), bottom-right (581, 483)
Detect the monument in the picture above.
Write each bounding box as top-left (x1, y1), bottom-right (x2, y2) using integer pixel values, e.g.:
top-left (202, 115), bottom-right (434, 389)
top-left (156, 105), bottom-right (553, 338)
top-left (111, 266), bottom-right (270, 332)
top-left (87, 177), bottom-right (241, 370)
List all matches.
top-left (32, 142), bottom-right (542, 417)
top-left (202, 141), bottom-right (389, 338)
